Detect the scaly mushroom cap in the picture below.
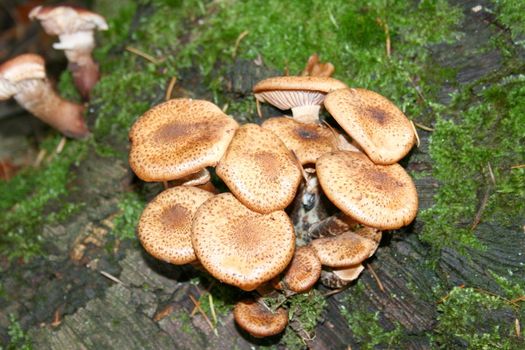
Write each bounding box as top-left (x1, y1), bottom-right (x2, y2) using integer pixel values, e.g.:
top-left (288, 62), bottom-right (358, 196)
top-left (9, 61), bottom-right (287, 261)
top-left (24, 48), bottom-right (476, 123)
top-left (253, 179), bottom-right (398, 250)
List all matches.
top-left (138, 186), bottom-right (213, 265)
top-left (324, 88), bottom-right (416, 164)
top-left (354, 226), bottom-right (382, 257)
top-left (280, 246), bottom-right (322, 293)
top-left (192, 193), bottom-right (295, 291)
top-left (317, 151), bottom-right (418, 230)
top-left (253, 76), bottom-right (347, 123)
top-left (0, 54), bottom-right (46, 99)
top-left (29, 5), bottom-right (108, 35)
top-left (233, 299), bottom-right (289, 338)
top-left (129, 99), bottom-right (239, 182)
top-left (261, 117), bottom-right (339, 164)
top-left (216, 123), bottom-right (302, 213)
top-left (310, 231), bottom-right (377, 267)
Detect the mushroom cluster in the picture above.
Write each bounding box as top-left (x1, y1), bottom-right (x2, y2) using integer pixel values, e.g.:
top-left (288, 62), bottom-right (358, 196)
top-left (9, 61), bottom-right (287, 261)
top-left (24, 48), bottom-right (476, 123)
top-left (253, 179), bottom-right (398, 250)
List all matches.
top-left (130, 59), bottom-right (418, 338)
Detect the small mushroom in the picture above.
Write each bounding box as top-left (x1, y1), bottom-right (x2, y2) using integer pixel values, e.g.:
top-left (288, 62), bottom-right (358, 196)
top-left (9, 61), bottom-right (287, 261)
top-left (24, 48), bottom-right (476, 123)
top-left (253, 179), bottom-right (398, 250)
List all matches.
top-left (192, 193), bottom-right (295, 291)
top-left (320, 264), bottom-right (364, 289)
top-left (261, 117), bottom-right (340, 165)
top-left (216, 123), bottom-right (302, 213)
top-left (29, 5), bottom-right (108, 99)
top-left (138, 186), bottom-right (214, 265)
top-left (316, 151), bottom-right (418, 230)
top-left (309, 231), bottom-right (377, 268)
top-left (233, 299), bottom-right (289, 338)
top-left (0, 53), bottom-right (87, 139)
top-left (129, 98), bottom-right (238, 183)
top-left (324, 88), bottom-right (416, 164)
top-left (253, 76), bottom-right (347, 124)
top-left (300, 53), bottom-right (335, 78)
top-left (278, 245), bottom-right (322, 293)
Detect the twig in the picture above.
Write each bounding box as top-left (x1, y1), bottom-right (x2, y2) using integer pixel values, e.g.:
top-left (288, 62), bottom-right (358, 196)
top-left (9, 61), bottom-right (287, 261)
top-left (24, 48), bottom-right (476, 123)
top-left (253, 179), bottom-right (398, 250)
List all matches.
top-left (413, 122), bottom-right (434, 132)
top-left (366, 263), bottom-right (385, 293)
top-left (125, 46), bottom-right (164, 64)
top-left (232, 30), bottom-right (249, 58)
top-left (470, 164), bottom-right (494, 231)
top-left (189, 294), bottom-right (217, 336)
top-left (100, 270), bottom-right (125, 285)
top-left (510, 164), bottom-right (525, 169)
top-left (487, 162), bottom-right (496, 185)
top-left (516, 318), bottom-right (521, 338)
top-left (55, 136), bottom-right (67, 154)
top-left (51, 308), bottom-right (62, 327)
top-left (221, 103), bottom-right (229, 113)
top-left (208, 294), bottom-right (218, 325)
top-left (33, 149), bottom-right (47, 167)
top-left (165, 76), bottom-right (177, 101)
top-left (410, 121), bottom-right (420, 148)
top-left (376, 18), bottom-right (391, 58)
top-left (256, 98), bottom-right (262, 118)
top-left (323, 284), bottom-right (351, 298)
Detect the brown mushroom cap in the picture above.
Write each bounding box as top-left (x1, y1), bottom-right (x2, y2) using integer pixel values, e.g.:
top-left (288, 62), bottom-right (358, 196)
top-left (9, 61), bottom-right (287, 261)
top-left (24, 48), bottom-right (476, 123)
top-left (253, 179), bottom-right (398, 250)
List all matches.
top-left (0, 53), bottom-right (87, 139)
top-left (253, 76), bottom-right (347, 123)
top-left (261, 117), bottom-right (339, 164)
top-left (317, 151), bottom-right (418, 230)
top-left (138, 186), bottom-right (213, 265)
top-left (324, 88), bottom-right (416, 164)
top-left (233, 299), bottom-right (289, 338)
top-left (310, 231), bottom-right (377, 267)
top-left (192, 193), bottom-right (295, 291)
top-left (280, 246), bottom-right (322, 293)
top-left (253, 76), bottom-right (347, 94)
top-left (129, 99), bottom-right (239, 182)
top-left (29, 5), bottom-right (108, 35)
top-left (216, 123), bottom-right (302, 214)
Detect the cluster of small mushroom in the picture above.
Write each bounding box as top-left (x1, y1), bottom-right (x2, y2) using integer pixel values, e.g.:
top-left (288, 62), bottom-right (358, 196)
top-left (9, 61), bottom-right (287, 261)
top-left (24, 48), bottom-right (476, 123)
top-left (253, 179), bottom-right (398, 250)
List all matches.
top-left (130, 69), bottom-right (418, 337)
top-left (0, 5), bottom-right (107, 139)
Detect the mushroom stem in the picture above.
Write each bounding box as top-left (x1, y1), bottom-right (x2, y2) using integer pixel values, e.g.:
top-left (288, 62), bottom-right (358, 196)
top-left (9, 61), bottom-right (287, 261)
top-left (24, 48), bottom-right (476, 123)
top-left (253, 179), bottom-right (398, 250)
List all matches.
top-left (58, 33), bottom-right (99, 100)
top-left (291, 105), bottom-right (320, 124)
top-left (14, 79), bottom-right (88, 139)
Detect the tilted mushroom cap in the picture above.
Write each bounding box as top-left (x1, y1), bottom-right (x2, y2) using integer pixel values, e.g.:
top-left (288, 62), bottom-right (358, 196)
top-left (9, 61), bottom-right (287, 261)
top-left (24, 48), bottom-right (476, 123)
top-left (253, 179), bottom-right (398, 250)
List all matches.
top-left (354, 226), bottom-right (382, 257)
top-left (253, 76), bottom-right (347, 123)
top-left (138, 186), bottom-right (213, 265)
top-left (216, 123), bottom-right (302, 213)
top-left (0, 54), bottom-right (46, 99)
top-left (324, 88), bottom-right (416, 164)
top-left (192, 193), bottom-right (295, 291)
top-left (129, 99), bottom-right (239, 182)
top-left (320, 264), bottom-right (365, 288)
top-left (280, 245), bottom-right (322, 293)
top-left (233, 299), bottom-right (288, 338)
top-left (332, 264), bottom-right (365, 281)
top-left (29, 5), bottom-right (108, 36)
top-left (317, 151), bottom-right (418, 230)
top-left (261, 117), bottom-right (339, 164)
top-left (310, 231), bottom-right (377, 267)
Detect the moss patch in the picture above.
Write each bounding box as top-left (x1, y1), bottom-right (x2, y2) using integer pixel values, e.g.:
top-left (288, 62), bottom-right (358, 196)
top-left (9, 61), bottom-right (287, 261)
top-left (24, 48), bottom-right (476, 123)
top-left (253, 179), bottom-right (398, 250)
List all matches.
top-left (420, 73), bottom-right (525, 252)
top-left (434, 286), bottom-right (523, 349)
top-left (0, 137), bottom-right (88, 260)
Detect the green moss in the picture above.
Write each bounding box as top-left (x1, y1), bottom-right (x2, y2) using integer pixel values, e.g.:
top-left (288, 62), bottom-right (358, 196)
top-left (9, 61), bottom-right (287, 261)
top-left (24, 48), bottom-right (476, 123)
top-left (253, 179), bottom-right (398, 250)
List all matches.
top-left (0, 136), bottom-right (88, 260)
top-left (434, 287), bottom-right (523, 349)
top-left (111, 191), bottom-right (146, 240)
top-left (173, 311), bottom-right (195, 335)
top-left (492, 0), bottom-right (525, 45)
top-left (3, 314), bottom-right (32, 350)
top-left (57, 70), bottom-right (82, 102)
top-left (341, 284), bottom-right (403, 349)
top-left (420, 76), bottom-right (525, 252)
top-left (197, 282), bottom-right (239, 320)
top-left (90, 0), bottom-right (203, 150)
